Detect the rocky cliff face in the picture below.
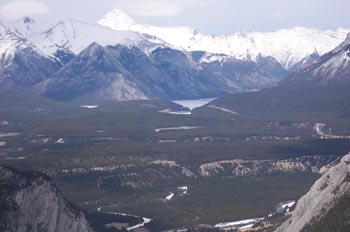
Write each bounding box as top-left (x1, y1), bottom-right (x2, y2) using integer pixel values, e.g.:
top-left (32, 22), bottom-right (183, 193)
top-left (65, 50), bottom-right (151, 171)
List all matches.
top-left (275, 154), bottom-right (350, 232)
top-left (0, 166), bottom-right (94, 232)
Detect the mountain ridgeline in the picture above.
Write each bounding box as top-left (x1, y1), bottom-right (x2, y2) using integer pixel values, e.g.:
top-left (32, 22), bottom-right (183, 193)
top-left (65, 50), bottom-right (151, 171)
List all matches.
top-left (0, 10), bottom-right (349, 102)
top-left (98, 9), bottom-right (347, 70)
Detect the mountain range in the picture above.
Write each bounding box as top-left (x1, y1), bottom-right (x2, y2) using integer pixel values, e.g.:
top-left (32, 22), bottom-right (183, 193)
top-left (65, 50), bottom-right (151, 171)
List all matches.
top-left (98, 9), bottom-right (348, 70)
top-left (0, 9), bottom-right (349, 102)
top-left (202, 32), bottom-right (350, 117)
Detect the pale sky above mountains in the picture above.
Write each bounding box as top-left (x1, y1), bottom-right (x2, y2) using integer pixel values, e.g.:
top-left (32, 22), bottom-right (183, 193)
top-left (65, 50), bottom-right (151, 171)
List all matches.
top-left (0, 0), bottom-right (349, 35)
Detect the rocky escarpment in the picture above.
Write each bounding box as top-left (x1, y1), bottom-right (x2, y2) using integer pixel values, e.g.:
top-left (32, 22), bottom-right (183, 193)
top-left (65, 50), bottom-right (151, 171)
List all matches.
top-left (0, 166), bottom-right (94, 232)
top-left (55, 156), bottom-right (339, 189)
top-left (199, 155), bottom-right (339, 177)
top-left (275, 154), bottom-right (350, 232)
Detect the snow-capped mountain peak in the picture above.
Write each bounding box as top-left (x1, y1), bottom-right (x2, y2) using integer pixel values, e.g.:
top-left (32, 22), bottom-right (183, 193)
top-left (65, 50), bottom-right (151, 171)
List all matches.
top-left (98, 8), bottom-right (136, 31)
top-left (98, 9), bottom-right (198, 52)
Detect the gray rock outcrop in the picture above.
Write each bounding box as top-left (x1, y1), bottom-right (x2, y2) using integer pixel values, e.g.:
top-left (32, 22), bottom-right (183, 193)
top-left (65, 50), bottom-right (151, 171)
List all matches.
top-left (0, 166), bottom-right (94, 232)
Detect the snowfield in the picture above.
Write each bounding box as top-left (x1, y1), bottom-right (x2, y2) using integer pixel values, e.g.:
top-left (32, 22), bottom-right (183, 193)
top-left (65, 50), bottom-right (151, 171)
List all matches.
top-left (178, 186), bottom-right (188, 194)
top-left (208, 105), bottom-right (239, 114)
top-left (0, 132), bottom-right (20, 138)
top-left (55, 138), bottom-right (64, 144)
top-left (126, 217), bottom-right (152, 231)
top-left (96, 208), bottom-right (152, 231)
top-left (214, 218), bottom-right (264, 228)
top-left (154, 126), bottom-right (202, 133)
top-left (165, 193), bottom-right (175, 201)
top-left (158, 109), bottom-right (191, 115)
top-left (280, 201), bottom-right (296, 210)
top-left (80, 105), bottom-right (99, 109)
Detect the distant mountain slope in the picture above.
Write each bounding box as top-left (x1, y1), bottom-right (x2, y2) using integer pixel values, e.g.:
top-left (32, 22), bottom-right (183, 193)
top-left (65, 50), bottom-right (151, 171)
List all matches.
top-left (38, 43), bottom-right (222, 101)
top-left (98, 9), bottom-right (349, 70)
top-left (39, 43), bottom-right (152, 101)
top-left (201, 33), bottom-right (350, 117)
top-left (39, 42), bottom-right (278, 101)
top-left (0, 166), bottom-right (93, 232)
top-left (197, 52), bottom-right (281, 91)
top-left (275, 154), bottom-right (350, 232)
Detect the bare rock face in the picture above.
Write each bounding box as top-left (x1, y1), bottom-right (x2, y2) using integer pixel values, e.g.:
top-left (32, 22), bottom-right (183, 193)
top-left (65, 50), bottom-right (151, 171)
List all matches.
top-left (275, 155), bottom-right (350, 232)
top-left (0, 166), bottom-right (94, 232)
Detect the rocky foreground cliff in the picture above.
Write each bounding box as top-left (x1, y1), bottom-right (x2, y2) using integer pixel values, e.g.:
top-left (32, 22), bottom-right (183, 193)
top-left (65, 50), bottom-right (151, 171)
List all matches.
top-left (275, 154), bottom-right (350, 232)
top-left (0, 166), bottom-right (94, 232)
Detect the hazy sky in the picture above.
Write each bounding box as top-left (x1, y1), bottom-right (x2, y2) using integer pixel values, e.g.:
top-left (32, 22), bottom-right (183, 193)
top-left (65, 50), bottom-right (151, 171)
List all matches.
top-left (0, 0), bottom-right (349, 35)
